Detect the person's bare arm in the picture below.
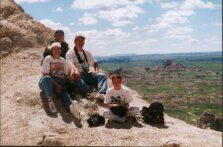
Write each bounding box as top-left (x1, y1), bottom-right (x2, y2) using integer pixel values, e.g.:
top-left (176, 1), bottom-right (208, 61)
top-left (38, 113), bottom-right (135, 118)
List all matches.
top-left (124, 104), bottom-right (129, 110)
top-left (93, 61), bottom-right (99, 72)
top-left (69, 64), bottom-right (80, 80)
top-left (106, 103), bottom-right (119, 109)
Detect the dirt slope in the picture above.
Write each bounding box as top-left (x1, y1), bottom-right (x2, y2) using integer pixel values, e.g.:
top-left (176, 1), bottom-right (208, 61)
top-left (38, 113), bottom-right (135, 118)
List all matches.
top-left (0, 48), bottom-right (222, 146)
top-left (0, 0), bottom-right (222, 146)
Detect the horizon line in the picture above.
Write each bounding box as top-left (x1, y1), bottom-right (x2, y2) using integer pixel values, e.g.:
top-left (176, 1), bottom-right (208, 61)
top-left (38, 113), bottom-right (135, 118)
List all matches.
top-left (96, 50), bottom-right (222, 57)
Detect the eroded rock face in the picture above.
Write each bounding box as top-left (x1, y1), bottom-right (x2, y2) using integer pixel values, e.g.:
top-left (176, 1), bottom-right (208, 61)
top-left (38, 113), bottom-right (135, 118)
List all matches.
top-left (0, 0), bottom-right (54, 58)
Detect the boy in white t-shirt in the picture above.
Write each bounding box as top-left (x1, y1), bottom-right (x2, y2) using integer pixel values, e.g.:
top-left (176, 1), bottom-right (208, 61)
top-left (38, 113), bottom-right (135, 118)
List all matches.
top-left (103, 74), bottom-right (139, 122)
top-left (39, 42), bottom-right (81, 119)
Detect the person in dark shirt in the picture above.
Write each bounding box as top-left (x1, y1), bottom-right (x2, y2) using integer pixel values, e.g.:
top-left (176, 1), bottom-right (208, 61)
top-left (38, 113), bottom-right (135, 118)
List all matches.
top-left (42, 30), bottom-right (69, 64)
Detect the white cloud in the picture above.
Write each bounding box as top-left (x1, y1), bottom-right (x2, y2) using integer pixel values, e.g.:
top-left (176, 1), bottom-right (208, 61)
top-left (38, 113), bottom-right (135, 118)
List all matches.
top-left (112, 20), bottom-right (132, 27)
top-left (72, 0), bottom-right (130, 10)
top-left (160, 2), bottom-right (178, 9)
top-left (55, 7), bottom-right (63, 12)
top-left (78, 13), bottom-right (97, 25)
top-left (180, 0), bottom-right (215, 11)
top-left (74, 28), bottom-right (131, 56)
top-left (98, 5), bottom-right (143, 26)
top-left (134, 0), bottom-right (146, 4)
top-left (147, 0), bottom-right (215, 33)
top-left (165, 26), bottom-right (193, 39)
top-left (40, 19), bottom-right (70, 32)
top-left (15, 0), bottom-right (49, 3)
top-left (75, 28), bottom-right (130, 40)
top-left (39, 19), bottom-right (131, 55)
top-left (99, 5), bottom-right (143, 20)
top-left (72, 0), bottom-right (145, 27)
top-left (209, 38), bottom-right (221, 45)
top-left (129, 38), bottom-right (158, 45)
top-left (211, 22), bottom-right (222, 27)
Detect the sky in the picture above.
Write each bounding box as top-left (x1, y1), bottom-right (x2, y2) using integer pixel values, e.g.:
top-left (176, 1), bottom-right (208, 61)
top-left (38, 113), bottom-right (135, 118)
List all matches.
top-left (15, 0), bottom-right (222, 56)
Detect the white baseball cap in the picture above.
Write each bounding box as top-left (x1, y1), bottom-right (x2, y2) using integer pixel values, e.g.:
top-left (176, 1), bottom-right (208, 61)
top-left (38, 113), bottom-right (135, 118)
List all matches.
top-left (50, 42), bottom-right (61, 49)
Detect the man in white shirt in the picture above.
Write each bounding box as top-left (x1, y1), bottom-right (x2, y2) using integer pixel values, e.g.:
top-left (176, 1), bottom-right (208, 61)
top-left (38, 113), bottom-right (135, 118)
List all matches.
top-left (66, 34), bottom-right (107, 100)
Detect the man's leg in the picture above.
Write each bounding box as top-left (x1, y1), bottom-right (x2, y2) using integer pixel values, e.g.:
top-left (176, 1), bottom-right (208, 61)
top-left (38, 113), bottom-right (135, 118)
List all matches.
top-left (71, 74), bottom-right (91, 95)
top-left (56, 78), bottom-right (82, 119)
top-left (93, 73), bottom-right (107, 94)
top-left (126, 106), bottom-right (140, 117)
top-left (103, 110), bottom-right (126, 122)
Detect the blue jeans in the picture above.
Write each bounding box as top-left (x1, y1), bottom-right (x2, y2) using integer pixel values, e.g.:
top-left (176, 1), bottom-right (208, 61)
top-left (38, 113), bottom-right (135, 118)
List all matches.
top-left (71, 72), bottom-right (107, 95)
top-left (38, 76), bottom-right (72, 110)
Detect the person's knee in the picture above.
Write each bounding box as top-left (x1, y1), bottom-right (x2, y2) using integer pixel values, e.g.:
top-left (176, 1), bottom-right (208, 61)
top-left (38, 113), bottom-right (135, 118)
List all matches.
top-left (71, 76), bottom-right (82, 85)
top-left (103, 111), bottom-right (110, 118)
top-left (129, 107), bottom-right (140, 115)
top-left (40, 76), bottom-right (52, 84)
top-left (103, 111), bottom-right (107, 117)
top-left (98, 73), bottom-right (107, 80)
top-left (134, 107), bottom-right (140, 113)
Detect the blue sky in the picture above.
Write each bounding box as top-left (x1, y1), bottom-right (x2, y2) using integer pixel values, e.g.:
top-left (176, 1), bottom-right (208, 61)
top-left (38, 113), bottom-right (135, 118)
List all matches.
top-left (15, 0), bottom-right (222, 56)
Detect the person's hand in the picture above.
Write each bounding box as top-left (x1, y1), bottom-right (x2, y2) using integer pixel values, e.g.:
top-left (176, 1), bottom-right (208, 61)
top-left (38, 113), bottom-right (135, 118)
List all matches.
top-left (93, 62), bottom-right (99, 72)
top-left (125, 104), bottom-right (129, 110)
top-left (55, 84), bottom-right (62, 95)
top-left (107, 103), bottom-right (119, 109)
top-left (70, 70), bottom-right (80, 80)
top-left (112, 104), bottom-right (120, 107)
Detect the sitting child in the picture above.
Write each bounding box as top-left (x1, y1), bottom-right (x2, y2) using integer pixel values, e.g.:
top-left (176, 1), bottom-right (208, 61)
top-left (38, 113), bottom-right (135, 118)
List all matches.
top-left (103, 74), bottom-right (139, 122)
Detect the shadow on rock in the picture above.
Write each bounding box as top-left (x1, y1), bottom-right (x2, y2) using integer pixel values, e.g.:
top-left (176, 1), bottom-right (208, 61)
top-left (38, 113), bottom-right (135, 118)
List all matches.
top-left (40, 91), bottom-right (82, 128)
top-left (40, 91), bottom-right (58, 118)
top-left (105, 121), bottom-right (143, 129)
top-left (148, 123), bottom-right (169, 129)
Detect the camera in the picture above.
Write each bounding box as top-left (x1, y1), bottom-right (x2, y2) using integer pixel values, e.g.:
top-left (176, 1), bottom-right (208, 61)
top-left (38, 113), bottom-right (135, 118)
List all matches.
top-left (82, 63), bottom-right (89, 73)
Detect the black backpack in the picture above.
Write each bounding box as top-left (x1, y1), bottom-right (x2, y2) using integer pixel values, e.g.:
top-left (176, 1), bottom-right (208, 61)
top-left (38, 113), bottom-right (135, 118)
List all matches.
top-left (87, 113), bottom-right (105, 127)
top-left (140, 102), bottom-right (164, 124)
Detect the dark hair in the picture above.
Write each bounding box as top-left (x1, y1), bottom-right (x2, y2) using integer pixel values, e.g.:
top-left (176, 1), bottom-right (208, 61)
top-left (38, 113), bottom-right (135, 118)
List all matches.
top-left (55, 30), bottom-right (64, 36)
top-left (111, 74), bottom-right (122, 80)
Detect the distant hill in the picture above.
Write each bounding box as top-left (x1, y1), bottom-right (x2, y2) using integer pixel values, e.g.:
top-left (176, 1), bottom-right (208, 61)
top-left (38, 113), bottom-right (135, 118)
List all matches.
top-left (97, 52), bottom-right (222, 63)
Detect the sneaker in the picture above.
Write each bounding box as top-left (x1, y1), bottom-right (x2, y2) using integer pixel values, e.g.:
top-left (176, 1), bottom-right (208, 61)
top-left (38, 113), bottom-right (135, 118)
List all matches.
top-left (48, 101), bottom-right (57, 113)
top-left (70, 100), bottom-right (83, 120)
top-left (96, 93), bottom-right (105, 102)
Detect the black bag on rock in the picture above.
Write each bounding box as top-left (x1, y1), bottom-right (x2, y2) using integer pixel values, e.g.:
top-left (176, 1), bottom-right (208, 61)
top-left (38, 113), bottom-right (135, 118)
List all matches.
top-left (140, 102), bottom-right (164, 124)
top-left (110, 105), bottom-right (127, 118)
top-left (87, 113), bottom-right (105, 127)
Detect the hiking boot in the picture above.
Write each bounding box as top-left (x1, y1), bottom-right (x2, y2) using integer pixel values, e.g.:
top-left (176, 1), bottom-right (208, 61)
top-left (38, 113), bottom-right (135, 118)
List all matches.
top-left (126, 116), bottom-right (137, 123)
top-left (48, 101), bottom-right (57, 113)
top-left (96, 93), bottom-right (105, 102)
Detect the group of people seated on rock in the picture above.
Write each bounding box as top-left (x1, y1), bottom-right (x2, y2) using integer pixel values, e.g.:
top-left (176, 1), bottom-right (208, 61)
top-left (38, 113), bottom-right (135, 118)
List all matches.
top-left (39, 29), bottom-right (140, 124)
